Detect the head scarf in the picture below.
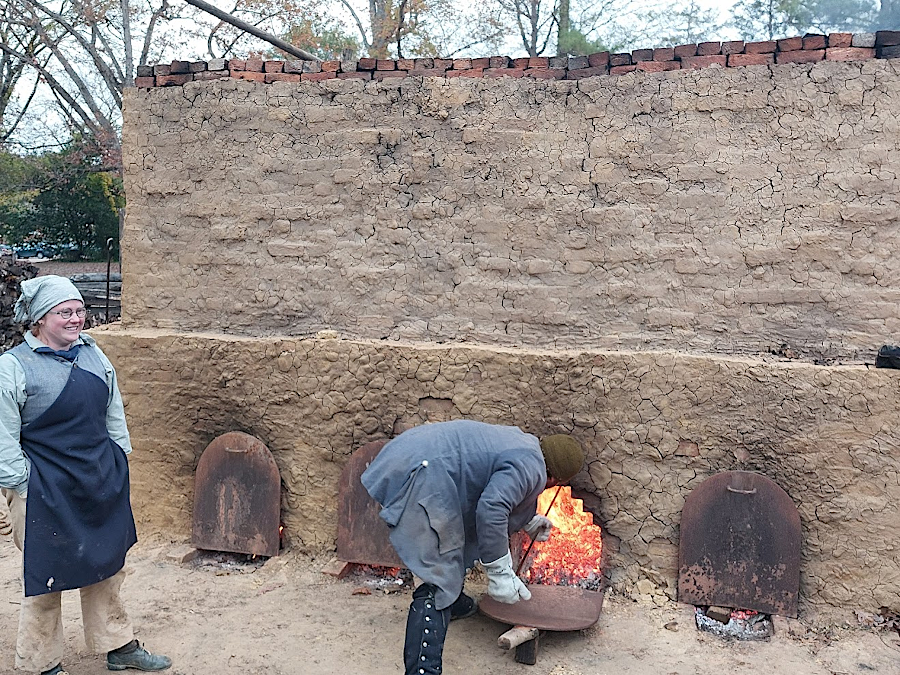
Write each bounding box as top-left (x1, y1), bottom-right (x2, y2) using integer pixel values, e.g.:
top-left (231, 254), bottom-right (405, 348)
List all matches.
top-left (14, 275), bottom-right (84, 323)
top-left (539, 434), bottom-right (584, 483)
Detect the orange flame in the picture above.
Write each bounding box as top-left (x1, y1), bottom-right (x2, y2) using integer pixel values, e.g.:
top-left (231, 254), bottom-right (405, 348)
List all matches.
top-left (521, 486), bottom-right (603, 589)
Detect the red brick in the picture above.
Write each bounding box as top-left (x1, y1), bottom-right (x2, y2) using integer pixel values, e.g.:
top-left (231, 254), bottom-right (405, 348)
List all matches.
top-left (192, 71), bottom-right (230, 81)
top-left (777, 36), bottom-right (803, 51)
top-left (484, 67), bottom-right (525, 78)
top-left (528, 56), bottom-right (549, 68)
top-left (232, 71), bottom-right (265, 81)
top-left (803, 34), bottom-right (826, 50)
top-left (728, 53), bottom-right (774, 66)
top-left (408, 68), bottom-right (446, 77)
top-left (263, 61), bottom-right (284, 73)
top-left (374, 71), bottom-right (408, 80)
top-left (337, 71), bottom-right (372, 79)
top-left (631, 48), bottom-right (653, 62)
top-left (511, 57), bottom-right (530, 68)
top-left (153, 64), bottom-right (171, 75)
top-left (636, 60), bottom-right (680, 72)
top-left (226, 59), bottom-right (246, 71)
top-left (376, 59), bottom-right (395, 70)
top-left (609, 53), bottom-right (632, 66)
top-left (565, 65), bottom-right (608, 79)
top-left (157, 73), bottom-right (191, 86)
top-left (587, 51), bottom-right (609, 67)
top-left (610, 64), bottom-right (637, 74)
top-left (525, 67), bottom-right (565, 79)
top-left (489, 56), bottom-right (509, 68)
top-left (722, 41), bottom-right (745, 54)
top-left (414, 57), bottom-right (435, 69)
top-left (433, 59), bottom-right (452, 70)
top-left (827, 33), bottom-right (852, 48)
top-left (697, 41), bottom-right (721, 55)
top-left (446, 69), bottom-right (484, 78)
top-left (170, 60), bottom-right (191, 74)
top-left (245, 59), bottom-right (264, 72)
top-left (680, 55), bottom-right (727, 69)
top-left (355, 57), bottom-right (375, 70)
top-left (776, 49), bottom-right (824, 63)
top-left (471, 58), bottom-right (491, 69)
top-left (134, 76), bottom-right (156, 87)
top-left (653, 47), bottom-right (674, 61)
top-left (301, 71), bottom-right (337, 81)
top-left (397, 58), bottom-right (415, 70)
top-left (321, 60), bottom-right (340, 72)
top-left (265, 73), bottom-right (302, 83)
top-left (825, 47), bottom-right (875, 61)
top-left (745, 40), bottom-right (776, 54)
top-left (452, 58), bottom-right (472, 69)
top-left (674, 43), bottom-right (697, 58)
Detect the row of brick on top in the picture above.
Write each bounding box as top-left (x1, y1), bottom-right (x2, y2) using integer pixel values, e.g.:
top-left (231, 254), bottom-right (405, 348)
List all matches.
top-left (135, 30), bottom-right (900, 88)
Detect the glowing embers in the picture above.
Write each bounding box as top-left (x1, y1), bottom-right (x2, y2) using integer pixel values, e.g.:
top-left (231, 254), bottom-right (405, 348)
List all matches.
top-left (520, 486), bottom-right (603, 590)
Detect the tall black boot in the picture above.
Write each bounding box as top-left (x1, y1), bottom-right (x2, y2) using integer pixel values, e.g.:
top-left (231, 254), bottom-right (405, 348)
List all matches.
top-left (403, 583), bottom-right (450, 675)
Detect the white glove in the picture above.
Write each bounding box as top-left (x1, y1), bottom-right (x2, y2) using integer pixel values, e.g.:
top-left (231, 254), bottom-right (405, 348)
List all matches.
top-left (523, 514), bottom-right (553, 542)
top-left (481, 552), bottom-right (531, 604)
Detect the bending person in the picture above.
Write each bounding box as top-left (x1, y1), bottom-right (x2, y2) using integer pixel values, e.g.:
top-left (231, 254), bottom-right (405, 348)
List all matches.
top-left (362, 419), bottom-right (583, 675)
top-left (0, 275), bottom-right (171, 675)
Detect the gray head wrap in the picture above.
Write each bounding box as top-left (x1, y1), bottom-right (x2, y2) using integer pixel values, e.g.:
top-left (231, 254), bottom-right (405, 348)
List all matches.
top-left (14, 275), bottom-right (84, 323)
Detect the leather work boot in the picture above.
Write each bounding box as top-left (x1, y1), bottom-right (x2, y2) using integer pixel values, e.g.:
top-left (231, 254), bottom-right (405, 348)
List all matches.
top-left (449, 591), bottom-right (478, 621)
top-left (40, 665), bottom-right (68, 675)
top-left (106, 640), bottom-right (172, 671)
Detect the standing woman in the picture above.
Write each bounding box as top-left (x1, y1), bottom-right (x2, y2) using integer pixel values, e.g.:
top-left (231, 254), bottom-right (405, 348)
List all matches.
top-left (0, 276), bottom-right (171, 675)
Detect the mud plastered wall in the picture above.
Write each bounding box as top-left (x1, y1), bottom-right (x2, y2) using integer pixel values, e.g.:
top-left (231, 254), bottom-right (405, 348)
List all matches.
top-left (92, 330), bottom-right (898, 616)
top-left (122, 59), bottom-right (900, 361)
top-left (118, 59), bottom-right (900, 618)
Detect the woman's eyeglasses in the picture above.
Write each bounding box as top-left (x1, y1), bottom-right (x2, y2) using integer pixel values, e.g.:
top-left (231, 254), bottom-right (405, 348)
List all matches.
top-left (48, 308), bottom-right (88, 320)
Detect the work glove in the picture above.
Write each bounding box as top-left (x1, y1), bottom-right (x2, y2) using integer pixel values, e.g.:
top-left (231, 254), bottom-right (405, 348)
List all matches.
top-left (523, 514), bottom-right (553, 542)
top-left (481, 552), bottom-right (531, 604)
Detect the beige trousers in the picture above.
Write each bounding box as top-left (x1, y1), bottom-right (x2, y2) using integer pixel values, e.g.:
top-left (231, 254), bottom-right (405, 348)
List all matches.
top-left (3, 488), bottom-right (134, 673)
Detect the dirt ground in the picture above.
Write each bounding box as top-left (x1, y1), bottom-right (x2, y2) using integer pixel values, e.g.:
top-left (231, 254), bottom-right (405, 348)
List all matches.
top-left (27, 260), bottom-right (121, 277)
top-left (1, 533), bottom-right (898, 675)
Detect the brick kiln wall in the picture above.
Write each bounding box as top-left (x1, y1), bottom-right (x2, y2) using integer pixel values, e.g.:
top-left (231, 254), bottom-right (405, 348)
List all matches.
top-left (91, 330), bottom-right (900, 617)
top-left (122, 56), bottom-right (900, 361)
top-left (116, 49), bottom-right (900, 617)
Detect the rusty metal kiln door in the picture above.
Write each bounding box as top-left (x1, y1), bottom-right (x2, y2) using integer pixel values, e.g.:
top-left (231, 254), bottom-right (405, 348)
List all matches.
top-left (678, 470), bottom-right (801, 617)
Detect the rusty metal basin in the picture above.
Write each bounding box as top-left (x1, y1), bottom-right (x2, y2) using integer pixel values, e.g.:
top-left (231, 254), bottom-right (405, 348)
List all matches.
top-left (479, 585), bottom-right (605, 631)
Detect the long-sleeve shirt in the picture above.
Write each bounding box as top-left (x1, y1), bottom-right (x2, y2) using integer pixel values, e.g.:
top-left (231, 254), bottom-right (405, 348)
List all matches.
top-left (0, 331), bottom-right (132, 495)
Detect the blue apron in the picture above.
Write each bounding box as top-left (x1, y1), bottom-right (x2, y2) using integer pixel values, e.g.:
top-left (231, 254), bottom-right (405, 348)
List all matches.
top-left (21, 353), bottom-right (136, 597)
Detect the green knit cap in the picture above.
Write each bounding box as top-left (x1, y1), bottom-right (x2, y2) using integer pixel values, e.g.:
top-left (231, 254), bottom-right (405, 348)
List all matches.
top-left (539, 434), bottom-right (584, 482)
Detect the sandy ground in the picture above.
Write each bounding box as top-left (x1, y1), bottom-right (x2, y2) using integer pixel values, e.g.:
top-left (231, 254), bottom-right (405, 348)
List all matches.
top-left (1, 533), bottom-right (898, 675)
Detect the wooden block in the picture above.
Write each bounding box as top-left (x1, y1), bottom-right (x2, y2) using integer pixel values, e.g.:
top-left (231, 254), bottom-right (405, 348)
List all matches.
top-left (321, 559), bottom-right (353, 579)
top-left (515, 631), bottom-right (540, 665)
top-left (166, 545), bottom-right (200, 564)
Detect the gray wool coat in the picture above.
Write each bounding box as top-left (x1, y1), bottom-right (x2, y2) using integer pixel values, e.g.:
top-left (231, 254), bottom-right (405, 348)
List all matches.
top-left (361, 420), bottom-right (547, 609)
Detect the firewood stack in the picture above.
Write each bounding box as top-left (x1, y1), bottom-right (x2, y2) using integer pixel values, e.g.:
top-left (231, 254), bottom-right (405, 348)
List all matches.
top-left (0, 256), bottom-right (39, 352)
